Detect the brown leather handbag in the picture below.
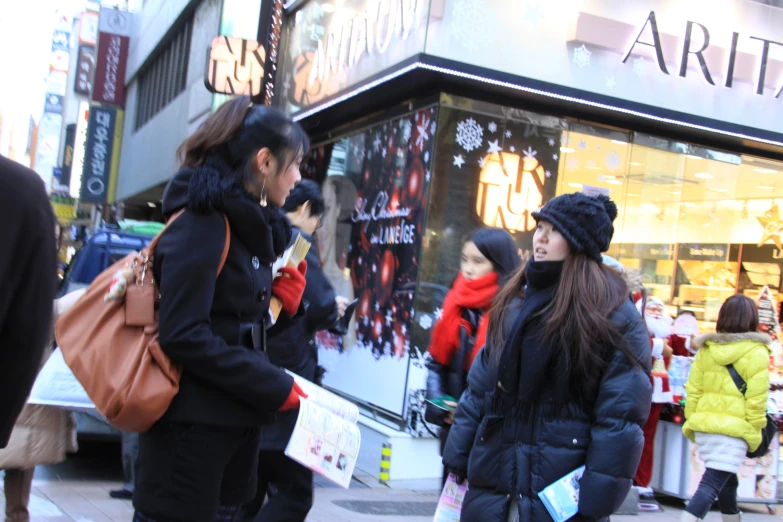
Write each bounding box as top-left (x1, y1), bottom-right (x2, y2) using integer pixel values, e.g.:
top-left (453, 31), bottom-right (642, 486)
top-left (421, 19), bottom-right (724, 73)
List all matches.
top-left (55, 211), bottom-right (230, 432)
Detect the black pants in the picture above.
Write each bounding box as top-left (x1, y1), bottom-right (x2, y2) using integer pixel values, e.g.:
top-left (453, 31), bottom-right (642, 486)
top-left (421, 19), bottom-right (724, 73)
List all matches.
top-left (132, 423), bottom-right (261, 522)
top-left (239, 450), bottom-right (313, 522)
top-left (686, 468), bottom-right (739, 519)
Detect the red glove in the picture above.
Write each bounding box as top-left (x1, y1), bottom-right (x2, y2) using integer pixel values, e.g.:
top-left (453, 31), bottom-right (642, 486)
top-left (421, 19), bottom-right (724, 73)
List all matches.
top-left (279, 381), bottom-right (308, 411)
top-left (272, 260), bottom-right (307, 316)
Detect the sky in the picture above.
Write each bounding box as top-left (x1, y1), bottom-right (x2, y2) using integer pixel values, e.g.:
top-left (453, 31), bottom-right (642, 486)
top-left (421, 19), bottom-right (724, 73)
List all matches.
top-left (0, 0), bottom-right (90, 155)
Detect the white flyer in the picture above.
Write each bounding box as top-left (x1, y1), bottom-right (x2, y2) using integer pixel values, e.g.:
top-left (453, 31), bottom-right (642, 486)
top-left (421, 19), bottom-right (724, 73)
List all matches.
top-left (26, 348), bottom-right (96, 411)
top-left (284, 371), bottom-right (361, 488)
top-left (433, 473), bottom-right (469, 521)
top-left (538, 466), bottom-right (585, 522)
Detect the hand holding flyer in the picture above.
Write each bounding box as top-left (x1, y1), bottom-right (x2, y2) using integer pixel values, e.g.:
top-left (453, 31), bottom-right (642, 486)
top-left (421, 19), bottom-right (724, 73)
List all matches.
top-left (538, 466), bottom-right (585, 522)
top-left (284, 371), bottom-right (361, 488)
top-left (433, 473), bottom-right (469, 521)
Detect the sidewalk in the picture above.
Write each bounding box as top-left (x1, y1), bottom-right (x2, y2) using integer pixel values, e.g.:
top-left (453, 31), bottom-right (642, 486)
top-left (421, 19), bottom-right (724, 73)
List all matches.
top-left (2, 474), bottom-right (780, 522)
top-left (0, 457), bottom-right (779, 521)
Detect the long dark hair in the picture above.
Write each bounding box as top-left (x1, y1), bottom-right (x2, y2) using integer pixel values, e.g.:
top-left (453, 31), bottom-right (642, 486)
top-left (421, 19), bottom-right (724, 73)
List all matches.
top-left (177, 95), bottom-right (310, 180)
top-left (488, 253), bottom-right (636, 383)
top-left (470, 227), bottom-right (521, 281)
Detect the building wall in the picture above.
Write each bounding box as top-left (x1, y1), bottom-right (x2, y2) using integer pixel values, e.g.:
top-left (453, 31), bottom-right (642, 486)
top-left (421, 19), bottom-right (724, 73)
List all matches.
top-left (116, 0), bottom-right (221, 201)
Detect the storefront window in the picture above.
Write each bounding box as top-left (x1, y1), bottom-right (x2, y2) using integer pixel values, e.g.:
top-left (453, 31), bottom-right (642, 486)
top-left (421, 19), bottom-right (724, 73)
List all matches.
top-left (301, 106), bottom-right (438, 420)
top-left (302, 94), bottom-right (783, 430)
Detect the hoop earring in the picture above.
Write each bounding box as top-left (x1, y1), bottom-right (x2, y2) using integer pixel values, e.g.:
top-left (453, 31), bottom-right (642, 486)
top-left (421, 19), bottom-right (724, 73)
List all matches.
top-left (260, 178), bottom-right (267, 207)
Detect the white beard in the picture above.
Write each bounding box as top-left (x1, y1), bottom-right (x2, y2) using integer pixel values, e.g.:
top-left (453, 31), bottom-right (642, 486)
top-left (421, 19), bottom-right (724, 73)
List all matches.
top-left (646, 314), bottom-right (672, 339)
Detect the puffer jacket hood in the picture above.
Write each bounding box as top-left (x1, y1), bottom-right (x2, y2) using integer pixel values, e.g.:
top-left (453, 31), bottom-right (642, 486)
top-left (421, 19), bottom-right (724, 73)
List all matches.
top-left (693, 332), bottom-right (773, 365)
top-left (683, 331), bottom-right (771, 451)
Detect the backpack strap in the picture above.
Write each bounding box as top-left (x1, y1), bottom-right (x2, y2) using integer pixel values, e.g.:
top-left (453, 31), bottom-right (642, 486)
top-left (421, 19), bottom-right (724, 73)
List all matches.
top-left (726, 364), bottom-right (748, 396)
top-left (146, 210), bottom-right (231, 277)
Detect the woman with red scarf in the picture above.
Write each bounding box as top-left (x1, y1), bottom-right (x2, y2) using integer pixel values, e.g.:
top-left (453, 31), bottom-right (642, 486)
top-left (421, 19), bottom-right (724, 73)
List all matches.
top-left (425, 227), bottom-right (520, 484)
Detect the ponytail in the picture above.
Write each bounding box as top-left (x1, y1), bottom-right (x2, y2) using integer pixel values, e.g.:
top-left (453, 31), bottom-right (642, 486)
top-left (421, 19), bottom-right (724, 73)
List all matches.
top-left (177, 96), bottom-right (252, 168)
top-left (176, 95), bottom-right (310, 174)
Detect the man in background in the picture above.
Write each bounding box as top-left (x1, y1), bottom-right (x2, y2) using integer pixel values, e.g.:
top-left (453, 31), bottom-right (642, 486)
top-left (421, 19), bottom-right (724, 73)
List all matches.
top-left (0, 154), bottom-right (57, 447)
top-left (240, 180), bottom-right (349, 522)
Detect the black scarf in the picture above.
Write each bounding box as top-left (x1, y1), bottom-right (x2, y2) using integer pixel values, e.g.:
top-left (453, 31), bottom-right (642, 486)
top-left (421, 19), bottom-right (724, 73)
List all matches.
top-left (179, 155), bottom-right (291, 265)
top-left (493, 259), bottom-right (572, 421)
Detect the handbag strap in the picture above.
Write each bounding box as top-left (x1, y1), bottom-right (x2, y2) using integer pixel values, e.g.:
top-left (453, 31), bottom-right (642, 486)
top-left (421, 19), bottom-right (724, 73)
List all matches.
top-left (726, 364), bottom-right (748, 396)
top-left (145, 210), bottom-right (232, 276)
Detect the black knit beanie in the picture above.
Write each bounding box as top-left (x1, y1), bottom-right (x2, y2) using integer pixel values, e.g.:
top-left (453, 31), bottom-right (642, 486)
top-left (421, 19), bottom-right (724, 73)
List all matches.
top-left (531, 193), bottom-right (618, 262)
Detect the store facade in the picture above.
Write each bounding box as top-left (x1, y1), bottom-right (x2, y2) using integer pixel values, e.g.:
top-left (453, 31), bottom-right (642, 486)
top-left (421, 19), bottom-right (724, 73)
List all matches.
top-left (276, 0), bottom-right (783, 484)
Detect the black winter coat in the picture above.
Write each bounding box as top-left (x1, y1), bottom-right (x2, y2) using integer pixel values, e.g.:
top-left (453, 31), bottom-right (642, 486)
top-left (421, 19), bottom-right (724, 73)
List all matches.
top-left (260, 226), bottom-right (338, 450)
top-left (152, 163), bottom-right (294, 428)
top-left (425, 309), bottom-right (480, 428)
top-left (443, 298), bottom-right (651, 522)
top-left (0, 155), bottom-right (57, 448)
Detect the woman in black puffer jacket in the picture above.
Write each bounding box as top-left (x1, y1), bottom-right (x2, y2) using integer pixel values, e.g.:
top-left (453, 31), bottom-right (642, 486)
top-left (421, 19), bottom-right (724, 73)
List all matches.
top-left (443, 193), bottom-right (652, 522)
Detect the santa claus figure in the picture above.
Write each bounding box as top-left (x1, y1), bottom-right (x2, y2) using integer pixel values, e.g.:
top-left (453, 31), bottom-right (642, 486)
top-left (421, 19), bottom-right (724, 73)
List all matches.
top-left (634, 296), bottom-right (678, 491)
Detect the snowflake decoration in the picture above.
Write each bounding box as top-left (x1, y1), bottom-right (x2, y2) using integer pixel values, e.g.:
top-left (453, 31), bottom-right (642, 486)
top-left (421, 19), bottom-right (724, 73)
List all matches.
top-left (418, 314), bottom-right (434, 330)
top-left (416, 116), bottom-right (430, 149)
top-left (453, 154), bottom-right (465, 168)
top-left (425, 170), bottom-right (431, 182)
top-left (505, 129), bottom-right (512, 138)
top-left (374, 301), bottom-right (380, 311)
top-left (478, 157), bottom-right (487, 167)
top-left (510, 145), bottom-right (516, 152)
top-left (456, 118), bottom-right (484, 152)
top-left (434, 307), bottom-right (443, 320)
top-left (605, 76), bottom-right (617, 90)
top-left (523, 146), bottom-right (538, 162)
top-left (573, 44), bottom-right (592, 68)
top-left (373, 133), bottom-right (382, 151)
top-left (402, 120), bottom-right (413, 143)
top-left (553, 153), bottom-right (559, 161)
top-left (487, 139), bottom-right (502, 154)
top-left (424, 151), bottom-right (430, 163)
top-left (385, 311), bottom-right (393, 326)
top-left (488, 121), bottom-right (498, 133)
top-left (605, 151), bottom-right (622, 172)
top-left (632, 56), bottom-right (648, 76)
top-left (401, 324), bottom-right (407, 336)
top-left (567, 158), bottom-right (579, 171)
top-left (451, 0), bottom-right (489, 51)
top-left (548, 138), bottom-right (555, 147)
top-left (430, 121), bottom-right (437, 135)
top-left (579, 140), bottom-right (587, 150)
top-left (382, 148), bottom-right (387, 158)
top-left (546, 170), bottom-right (552, 178)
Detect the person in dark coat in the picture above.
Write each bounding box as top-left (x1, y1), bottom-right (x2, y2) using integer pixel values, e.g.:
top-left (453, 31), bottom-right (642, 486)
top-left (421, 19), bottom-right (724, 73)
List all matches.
top-left (425, 227), bottom-right (520, 485)
top-left (240, 180), bottom-right (349, 522)
top-left (132, 97), bottom-right (311, 522)
top-left (0, 154), bottom-right (57, 449)
top-left (443, 193), bottom-right (652, 522)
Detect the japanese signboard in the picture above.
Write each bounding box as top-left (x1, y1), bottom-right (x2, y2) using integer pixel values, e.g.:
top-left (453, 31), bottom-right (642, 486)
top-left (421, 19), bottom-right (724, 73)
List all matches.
top-left (79, 11), bottom-right (99, 46)
top-left (75, 45), bottom-right (96, 96)
top-left (80, 106), bottom-right (123, 204)
top-left (92, 8), bottom-right (131, 106)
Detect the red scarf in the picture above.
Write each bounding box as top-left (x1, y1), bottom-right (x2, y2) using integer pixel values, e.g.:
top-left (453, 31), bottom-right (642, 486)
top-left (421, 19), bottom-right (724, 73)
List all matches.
top-left (429, 272), bottom-right (499, 370)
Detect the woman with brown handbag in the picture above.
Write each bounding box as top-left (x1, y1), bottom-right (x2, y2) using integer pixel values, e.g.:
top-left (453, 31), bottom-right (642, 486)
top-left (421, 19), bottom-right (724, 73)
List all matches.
top-left (132, 98), bottom-right (310, 522)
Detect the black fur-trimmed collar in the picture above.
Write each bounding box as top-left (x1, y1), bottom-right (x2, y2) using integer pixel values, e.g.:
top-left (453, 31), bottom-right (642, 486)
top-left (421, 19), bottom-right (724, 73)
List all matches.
top-left (693, 331), bottom-right (773, 349)
top-left (162, 155), bottom-right (291, 262)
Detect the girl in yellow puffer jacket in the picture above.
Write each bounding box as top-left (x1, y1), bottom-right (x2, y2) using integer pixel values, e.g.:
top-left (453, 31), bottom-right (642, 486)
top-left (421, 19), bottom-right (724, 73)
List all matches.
top-left (681, 294), bottom-right (771, 522)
